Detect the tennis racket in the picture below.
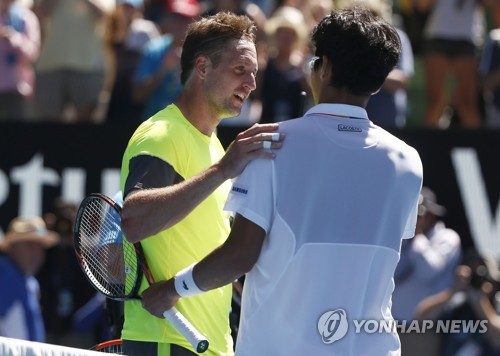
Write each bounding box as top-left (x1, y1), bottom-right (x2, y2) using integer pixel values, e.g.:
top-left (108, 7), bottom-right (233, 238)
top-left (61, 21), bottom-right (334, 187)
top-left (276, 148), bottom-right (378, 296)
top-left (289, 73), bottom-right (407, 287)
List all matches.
top-left (73, 193), bottom-right (209, 353)
top-left (91, 339), bottom-right (123, 354)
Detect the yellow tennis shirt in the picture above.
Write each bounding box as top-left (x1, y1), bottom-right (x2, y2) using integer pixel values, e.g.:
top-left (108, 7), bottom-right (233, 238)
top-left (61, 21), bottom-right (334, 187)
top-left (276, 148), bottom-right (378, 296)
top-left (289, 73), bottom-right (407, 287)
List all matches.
top-left (120, 104), bottom-right (233, 355)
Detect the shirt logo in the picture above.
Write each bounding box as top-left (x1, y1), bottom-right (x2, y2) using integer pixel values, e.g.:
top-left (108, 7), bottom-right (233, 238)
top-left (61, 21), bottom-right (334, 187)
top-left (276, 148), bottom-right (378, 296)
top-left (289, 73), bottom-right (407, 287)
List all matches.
top-left (338, 124), bottom-right (362, 132)
top-left (231, 186), bottom-right (248, 195)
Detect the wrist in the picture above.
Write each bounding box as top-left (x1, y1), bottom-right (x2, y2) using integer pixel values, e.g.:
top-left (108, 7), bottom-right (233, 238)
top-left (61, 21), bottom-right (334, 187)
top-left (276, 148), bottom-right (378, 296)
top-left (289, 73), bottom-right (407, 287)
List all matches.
top-left (211, 161), bottom-right (231, 182)
top-left (174, 263), bottom-right (204, 298)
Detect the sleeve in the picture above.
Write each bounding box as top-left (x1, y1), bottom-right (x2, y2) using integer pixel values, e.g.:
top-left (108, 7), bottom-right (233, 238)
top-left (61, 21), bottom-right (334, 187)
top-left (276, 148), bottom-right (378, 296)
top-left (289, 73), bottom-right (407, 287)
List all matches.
top-left (123, 155), bottom-right (183, 199)
top-left (224, 158), bottom-right (275, 233)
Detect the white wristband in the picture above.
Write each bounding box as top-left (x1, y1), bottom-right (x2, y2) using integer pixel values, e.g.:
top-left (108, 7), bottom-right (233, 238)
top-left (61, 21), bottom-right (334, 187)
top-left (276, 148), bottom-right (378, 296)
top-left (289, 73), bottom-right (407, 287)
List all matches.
top-left (174, 263), bottom-right (204, 298)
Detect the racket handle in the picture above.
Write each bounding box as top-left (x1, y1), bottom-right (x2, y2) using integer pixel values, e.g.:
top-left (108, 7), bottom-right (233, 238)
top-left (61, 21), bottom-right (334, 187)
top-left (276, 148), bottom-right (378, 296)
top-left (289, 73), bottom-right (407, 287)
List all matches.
top-left (163, 307), bottom-right (209, 353)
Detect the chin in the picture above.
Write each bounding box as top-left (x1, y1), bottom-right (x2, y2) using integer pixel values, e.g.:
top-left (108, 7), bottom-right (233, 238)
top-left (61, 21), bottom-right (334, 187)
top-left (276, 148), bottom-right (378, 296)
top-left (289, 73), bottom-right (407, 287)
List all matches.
top-left (224, 107), bottom-right (242, 119)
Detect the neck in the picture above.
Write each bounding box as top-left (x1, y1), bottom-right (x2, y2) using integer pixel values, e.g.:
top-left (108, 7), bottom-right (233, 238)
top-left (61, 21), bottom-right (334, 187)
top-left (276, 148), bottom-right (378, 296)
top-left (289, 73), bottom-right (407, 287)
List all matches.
top-left (318, 87), bottom-right (369, 108)
top-left (175, 90), bottom-right (220, 137)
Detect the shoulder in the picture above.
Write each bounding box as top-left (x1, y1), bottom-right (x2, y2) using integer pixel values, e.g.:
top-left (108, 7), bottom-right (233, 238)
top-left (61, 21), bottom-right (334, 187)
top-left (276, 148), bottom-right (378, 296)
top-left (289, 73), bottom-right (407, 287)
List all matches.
top-left (128, 109), bottom-right (179, 145)
top-left (125, 106), bottom-right (191, 157)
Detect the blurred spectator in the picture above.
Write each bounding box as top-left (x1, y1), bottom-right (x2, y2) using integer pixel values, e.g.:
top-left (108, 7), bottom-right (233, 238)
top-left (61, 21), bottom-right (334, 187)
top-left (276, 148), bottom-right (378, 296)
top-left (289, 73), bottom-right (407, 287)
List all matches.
top-left (421, 0), bottom-right (486, 128)
top-left (202, 0), bottom-right (266, 31)
top-left (307, 0), bottom-right (333, 28)
top-left (366, 27), bottom-right (413, 128)
top-left (258, 6), bottom-right (310, 123)
top-left (0, 216), bottom-right (59, 342)
top-left (36, 198), bottom-right (100, 348)
top-left (103, 0), bottom-right (160, 123)
top-left (345, 0), bottom-right (415, 128)
top-left (415, 248), bottom-right (500, 356)
top-left (202, 0), bottom-right (267, 78)
top-left (397, 0), bottom-right (433, 56)
top-left (33, 0), bottom-right (113, 123)
top-left (392, 187), bottom-right (462, 321)
top-left (479, 28), bottom-right (500, 128)
top-left (0, 0), bottom-right (40, 121)
top-left (142, 0), bottom-right (167, 24)
top-left (201, 0), bottom-right (267, 53)
top-left (271, 0), bottom-right (321, 32)
top-left (392, 186), bottom-right (462, 355)
top-left (132, 0), bottom-right (200, 120)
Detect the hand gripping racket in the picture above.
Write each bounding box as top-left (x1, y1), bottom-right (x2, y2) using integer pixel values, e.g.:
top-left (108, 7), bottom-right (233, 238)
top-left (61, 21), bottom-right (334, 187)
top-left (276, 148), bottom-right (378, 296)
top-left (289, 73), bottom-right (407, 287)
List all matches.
top-left (73, 193), bottom-right (209, 353)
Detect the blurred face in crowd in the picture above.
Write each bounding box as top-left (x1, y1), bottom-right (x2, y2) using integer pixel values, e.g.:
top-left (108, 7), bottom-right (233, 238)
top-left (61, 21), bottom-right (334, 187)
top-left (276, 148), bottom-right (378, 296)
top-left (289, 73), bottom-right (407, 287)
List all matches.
top-left (0, 0), bottom-right (15, 15)
top-left (7, 241), bottom-right (47, 276)
top-left (274, 26), bottom-right (300, 53)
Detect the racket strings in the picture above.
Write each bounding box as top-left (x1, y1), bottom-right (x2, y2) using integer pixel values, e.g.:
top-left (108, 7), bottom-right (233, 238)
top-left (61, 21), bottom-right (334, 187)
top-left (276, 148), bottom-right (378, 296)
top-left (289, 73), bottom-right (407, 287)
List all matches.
top-left (78, 198), bottom-right (138, 298)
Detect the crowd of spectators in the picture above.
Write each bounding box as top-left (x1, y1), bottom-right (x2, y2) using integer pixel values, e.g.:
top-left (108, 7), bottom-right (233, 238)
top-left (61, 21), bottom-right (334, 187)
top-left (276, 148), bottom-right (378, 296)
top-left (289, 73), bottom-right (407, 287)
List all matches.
top-left (1, 0), bottom-right (500, 128)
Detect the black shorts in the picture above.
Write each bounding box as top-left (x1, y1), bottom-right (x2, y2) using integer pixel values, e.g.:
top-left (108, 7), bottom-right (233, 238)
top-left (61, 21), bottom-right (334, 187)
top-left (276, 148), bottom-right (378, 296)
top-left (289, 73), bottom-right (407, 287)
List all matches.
top-left (424, 38), bottom-right (477, 58)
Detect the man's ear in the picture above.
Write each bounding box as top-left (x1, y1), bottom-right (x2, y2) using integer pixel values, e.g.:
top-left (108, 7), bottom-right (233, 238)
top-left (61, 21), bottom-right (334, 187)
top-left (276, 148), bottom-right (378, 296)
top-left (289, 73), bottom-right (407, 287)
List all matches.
top-left (194, 55), bottom-right (210, 79)
top-left (320, 55), bottom-right (330, 81)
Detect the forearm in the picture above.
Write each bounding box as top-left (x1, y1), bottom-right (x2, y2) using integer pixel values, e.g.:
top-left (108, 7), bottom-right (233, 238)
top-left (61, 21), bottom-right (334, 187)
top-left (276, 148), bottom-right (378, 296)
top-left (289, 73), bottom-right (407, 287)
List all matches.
top-left (414, 289), bottom-right (454, 320)
top-left (141, 215), bottom-right (265, 318)
top-left (194, 247), bottom-right (250, 292)
top-left (193, 214), bottom-right (264, 291)
top-left (381, 69), bottom-right (409, 93)
top-left (468, 291), bottom-right (500, 348)
top-left (122, 163), bottom-right (228, 243)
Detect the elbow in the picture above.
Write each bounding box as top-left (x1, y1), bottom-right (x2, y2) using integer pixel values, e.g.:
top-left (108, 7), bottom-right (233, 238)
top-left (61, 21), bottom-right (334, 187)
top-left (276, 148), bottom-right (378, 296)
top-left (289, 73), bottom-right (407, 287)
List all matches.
top-left (232, 248), bottom-right (258, 276)
top-left (236, 259), bottom-right (254, 276)
top-left (120, 216), bottom-right (143, 244)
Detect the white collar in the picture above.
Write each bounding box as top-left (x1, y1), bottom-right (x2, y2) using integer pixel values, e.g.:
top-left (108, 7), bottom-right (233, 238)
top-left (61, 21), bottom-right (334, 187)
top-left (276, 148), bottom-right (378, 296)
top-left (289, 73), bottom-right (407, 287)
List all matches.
top-left (304, 104), bottom-right (369, 121)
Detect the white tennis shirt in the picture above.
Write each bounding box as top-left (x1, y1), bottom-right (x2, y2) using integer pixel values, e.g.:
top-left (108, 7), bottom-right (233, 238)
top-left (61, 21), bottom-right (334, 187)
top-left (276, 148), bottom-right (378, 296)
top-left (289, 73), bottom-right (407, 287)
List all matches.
top-left (224, 104), bottom-right (423, 356)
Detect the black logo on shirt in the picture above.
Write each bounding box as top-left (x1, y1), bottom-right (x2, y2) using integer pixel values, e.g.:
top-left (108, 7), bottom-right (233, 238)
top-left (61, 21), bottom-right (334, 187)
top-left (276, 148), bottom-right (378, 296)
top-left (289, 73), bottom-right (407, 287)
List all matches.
top-left (232, 186), bottom-right (248, 195)
top-left (338, 124), bottom-right (362, 132)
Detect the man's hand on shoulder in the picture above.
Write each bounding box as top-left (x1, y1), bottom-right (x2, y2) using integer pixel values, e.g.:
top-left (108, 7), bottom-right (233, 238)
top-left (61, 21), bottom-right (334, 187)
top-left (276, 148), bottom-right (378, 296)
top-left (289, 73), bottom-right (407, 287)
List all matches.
top-left (217, 123), bottom-right (285, 179)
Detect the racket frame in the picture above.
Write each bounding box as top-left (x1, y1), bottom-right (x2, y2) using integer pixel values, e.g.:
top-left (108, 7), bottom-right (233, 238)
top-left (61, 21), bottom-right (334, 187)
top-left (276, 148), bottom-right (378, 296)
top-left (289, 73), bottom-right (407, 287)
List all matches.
top-left (73, 193), bottom-right (209, 353)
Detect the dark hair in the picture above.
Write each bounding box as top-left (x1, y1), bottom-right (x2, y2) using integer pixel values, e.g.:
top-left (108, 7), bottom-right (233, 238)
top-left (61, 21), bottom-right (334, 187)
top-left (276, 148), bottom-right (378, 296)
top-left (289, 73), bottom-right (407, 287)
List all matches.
top-left (311, 7), bottom-right (401, 96)
top-left (180, 12), bottom-right (257, 85)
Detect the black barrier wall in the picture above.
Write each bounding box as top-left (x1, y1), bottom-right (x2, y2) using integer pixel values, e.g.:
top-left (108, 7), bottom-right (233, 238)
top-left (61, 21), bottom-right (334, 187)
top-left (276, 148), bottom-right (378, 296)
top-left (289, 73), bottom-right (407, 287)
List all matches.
top-left (1, 123), bottom-right (499, 258)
